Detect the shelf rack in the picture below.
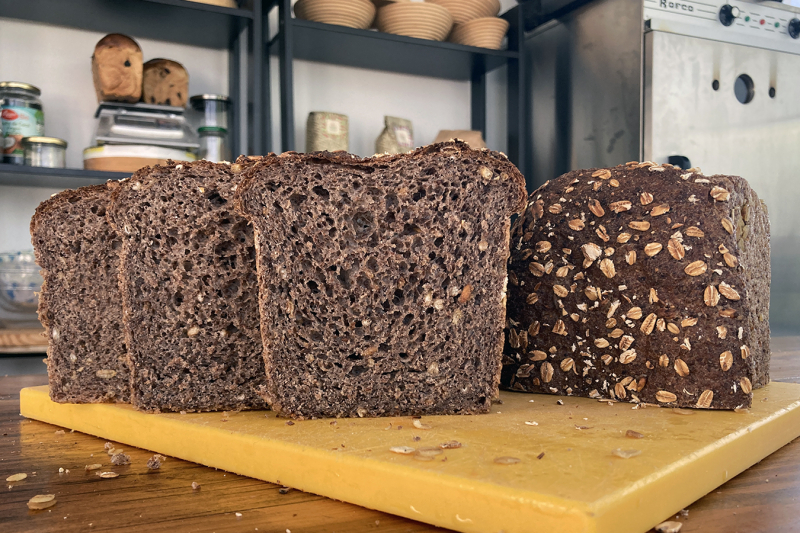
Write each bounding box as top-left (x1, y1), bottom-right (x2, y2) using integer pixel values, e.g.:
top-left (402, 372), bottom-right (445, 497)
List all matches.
top-left (0, 164), bottom-right (127, 189)
top-left (0, 0), bottom-right (254, 50)
top-left (0, 0), bottom-right (600, 191)
top-left (266, 0), bottom-right (530, 183)
top-left (0, 0), bottom-right (266, 181)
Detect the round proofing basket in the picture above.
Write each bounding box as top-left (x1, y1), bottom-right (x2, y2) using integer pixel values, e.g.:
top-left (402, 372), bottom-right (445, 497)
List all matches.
top-left (449, 16), bottom-right (509, 49)
top-left (427, 0), bottom-right (500, 25)
top-left (371, 0), bottom-right (407, 7)
top-left (376, 2), bottom-right (453, 41)
top-left (295, 0), bottom-right (376, 29)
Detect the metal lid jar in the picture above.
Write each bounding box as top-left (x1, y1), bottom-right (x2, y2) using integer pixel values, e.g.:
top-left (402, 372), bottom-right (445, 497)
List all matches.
top-left (23, 136), bottom-right (67, 168)
top-left (198, 126), bottom-right (230, 163)
top-left (0, 82), bottom-right (44, 165)
top-left (189, 94), bottom-right (230, 130)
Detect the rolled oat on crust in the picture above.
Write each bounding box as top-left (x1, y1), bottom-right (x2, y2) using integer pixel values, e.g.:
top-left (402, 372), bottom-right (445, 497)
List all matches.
top-left (502, 161), bottom-right (770, 409)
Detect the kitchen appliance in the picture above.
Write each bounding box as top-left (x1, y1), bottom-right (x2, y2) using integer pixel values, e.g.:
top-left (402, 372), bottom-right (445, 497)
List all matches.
top-left (93, 102), bottom-right (198, 150)
top-left (526, 0), bottom-right (800, 334)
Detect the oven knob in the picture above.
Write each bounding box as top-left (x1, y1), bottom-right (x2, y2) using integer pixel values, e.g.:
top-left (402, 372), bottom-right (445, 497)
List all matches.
top-left (789, 18), bottom-right (800, 39)
top-left (719, 5), bottom-right (740, 26)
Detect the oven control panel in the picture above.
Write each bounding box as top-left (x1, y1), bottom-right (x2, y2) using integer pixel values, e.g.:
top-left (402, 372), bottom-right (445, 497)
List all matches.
top-left (644, 0), bottom-right (800, 53)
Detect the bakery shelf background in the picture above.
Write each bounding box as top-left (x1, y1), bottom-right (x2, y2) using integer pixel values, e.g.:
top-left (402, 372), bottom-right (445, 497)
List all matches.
top-left (0, 0), bottom-right (265, 160)
top-left (0, 0), bottom-right (266, 348)
top-left (266, 0), bottom-right (531, 184)
top-left (0, 0), bottom-right (255, 49)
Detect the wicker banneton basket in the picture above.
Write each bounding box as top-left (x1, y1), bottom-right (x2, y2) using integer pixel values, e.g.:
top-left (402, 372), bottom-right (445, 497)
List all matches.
top-left (376, 2), bottom-right (453, 41)
top-left (427, 0), bottom-right (500, 25)
top-left (295, 0), bottom-right (376, 30)
top-left (370, 0), bottom-right (406, 8)
top-left (449, 16), bottom-right (509, 49)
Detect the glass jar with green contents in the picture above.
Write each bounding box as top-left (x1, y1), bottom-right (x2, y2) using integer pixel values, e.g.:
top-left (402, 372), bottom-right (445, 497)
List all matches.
top-left (1, 82), bottom-right (45, 165)
top-left (198, 126), bottom-right (230, 163)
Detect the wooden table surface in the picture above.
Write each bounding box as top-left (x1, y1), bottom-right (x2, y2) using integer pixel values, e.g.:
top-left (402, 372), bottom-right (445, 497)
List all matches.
top-left (2, 337), bottom-right (799, 533)
top-left (0, 328), bottom-right (48, 354)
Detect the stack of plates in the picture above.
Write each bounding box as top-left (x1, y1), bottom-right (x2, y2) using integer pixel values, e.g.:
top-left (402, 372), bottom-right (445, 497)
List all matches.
top-left (449, 16), bottom-right (509, 49)
top-left (376, 2), bottom-right (453, 41)
top-left (427, 0), bottom-right (500, 25)
top-left (295, 0), bottom-right (377, 30)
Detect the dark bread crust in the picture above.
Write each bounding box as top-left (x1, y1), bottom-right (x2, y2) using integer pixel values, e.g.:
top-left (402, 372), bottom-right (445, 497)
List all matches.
top-left (502, 162), bottom-right (770, 409)
top-left (107, 159), bottom-right (267, 413)
top-left (236, 141), bottom-right (527, 419)
top-left (31, 183), bottom-right (130, 403)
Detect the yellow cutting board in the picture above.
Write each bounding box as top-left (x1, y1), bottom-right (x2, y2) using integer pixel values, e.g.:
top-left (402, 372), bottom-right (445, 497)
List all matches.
top-left (20, 383), bottom-right (800, 533)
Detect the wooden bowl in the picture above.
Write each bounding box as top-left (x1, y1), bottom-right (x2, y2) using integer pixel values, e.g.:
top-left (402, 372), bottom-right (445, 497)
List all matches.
top-left (449, 16), bottom-right (509, 49)
top-left (376, 2), bottom-right (453, 41)
top-left (295, 0), bottom-right (376, 30)
top-left (427, 0), bottom-right (500, 24)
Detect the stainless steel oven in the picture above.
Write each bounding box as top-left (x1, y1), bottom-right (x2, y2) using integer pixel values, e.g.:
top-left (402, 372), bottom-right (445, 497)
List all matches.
top-left (526, 0), bottom-right (800, 334)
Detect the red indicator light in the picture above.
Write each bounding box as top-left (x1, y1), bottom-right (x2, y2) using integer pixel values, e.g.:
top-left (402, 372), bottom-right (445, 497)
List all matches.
top-left (760, 19), bottom-right (765, 25)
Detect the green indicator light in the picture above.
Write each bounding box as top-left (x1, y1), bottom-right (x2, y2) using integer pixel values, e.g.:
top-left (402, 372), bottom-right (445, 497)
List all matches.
top-left (745, 16), bottom-right (750, 22)
top-left (775, 22), bottom-right (780, 28)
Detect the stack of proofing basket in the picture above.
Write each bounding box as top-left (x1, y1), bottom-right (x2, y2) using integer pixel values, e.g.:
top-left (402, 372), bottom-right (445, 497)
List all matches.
top-left (293, 0), bottom-right (509, 49)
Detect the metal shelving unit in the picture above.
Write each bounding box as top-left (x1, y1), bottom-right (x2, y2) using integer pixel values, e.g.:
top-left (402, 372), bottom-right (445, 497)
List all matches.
top-left (0, 0), bottom-right (254, 50)
top-left (267, 0), bottom-right (530, 183)
top-left (0, 164), bottom-right (127, 189)
top-left (0, 0), bottom-right (265, 188)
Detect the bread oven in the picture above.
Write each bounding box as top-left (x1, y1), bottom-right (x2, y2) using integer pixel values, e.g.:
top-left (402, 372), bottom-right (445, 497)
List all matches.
top-left (525, 0), bottom-right (800, 334)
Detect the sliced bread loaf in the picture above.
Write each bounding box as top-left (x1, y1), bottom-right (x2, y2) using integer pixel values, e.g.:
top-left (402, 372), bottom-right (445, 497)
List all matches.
top-left (31, 183), bottom-right (130, 403)
top-left (503, 162), bottom-right (770, 409)
top-left (235, 141), bottom-right (527, 419)
top-left (107, 160), bottom-right (267, 413)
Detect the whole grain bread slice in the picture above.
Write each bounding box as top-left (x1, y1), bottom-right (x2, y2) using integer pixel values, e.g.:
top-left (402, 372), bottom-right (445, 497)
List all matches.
top-left (503, 162), bottom-right (770, 409)
top-left (31, 183), bottom-right (130, 403)
top-left (107, 159), bottom-right (268, 413)
top-left (235, 141), bottom-right (527, 419)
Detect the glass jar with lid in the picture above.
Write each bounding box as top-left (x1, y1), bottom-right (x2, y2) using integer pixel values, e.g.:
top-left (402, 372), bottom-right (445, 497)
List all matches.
top-left (0, 82), bottom-right (45, 165)
top-left (23, 136), bottom-right (67, 168)
top-left (189, 94), bottom-right (231, 131)
top-left (198, 126), bottom-right (231, 163)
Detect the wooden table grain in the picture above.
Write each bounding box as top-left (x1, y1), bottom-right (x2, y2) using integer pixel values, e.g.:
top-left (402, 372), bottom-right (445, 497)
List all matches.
top-left (1, 338), bottom-right (799, 533)
top-left (0, 328), bottom-right (47, 354)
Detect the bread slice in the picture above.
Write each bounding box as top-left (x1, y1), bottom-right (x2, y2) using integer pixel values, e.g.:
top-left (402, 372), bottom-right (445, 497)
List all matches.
top-left (235, 141), bottom-right (527, 419)
top-left (502, 162), bottom-right (770, 409)
top-left (91, 33), bottom-right (143, 103)
top-left (107, 160), bottom-right (267, 413)
top-left (31, 184), bottom-right (130, 403)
